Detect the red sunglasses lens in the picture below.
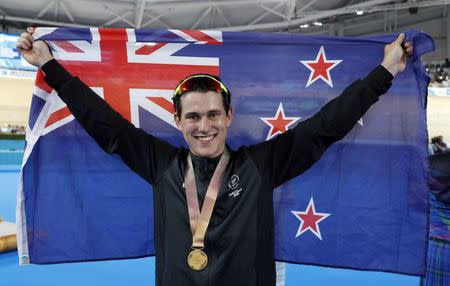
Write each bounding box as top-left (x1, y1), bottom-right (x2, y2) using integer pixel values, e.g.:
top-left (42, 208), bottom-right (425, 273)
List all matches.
top-left (179, 77), bottom-right (223, 94)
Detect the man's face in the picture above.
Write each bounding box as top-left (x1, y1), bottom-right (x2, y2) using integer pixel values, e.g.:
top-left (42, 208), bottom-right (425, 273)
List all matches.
top-left (175, 90), bottom-right (233, 158)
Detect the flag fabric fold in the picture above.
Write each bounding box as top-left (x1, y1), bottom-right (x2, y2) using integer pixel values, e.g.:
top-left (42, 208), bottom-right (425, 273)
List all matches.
top-left (17, 27), bottom-right (433, 276)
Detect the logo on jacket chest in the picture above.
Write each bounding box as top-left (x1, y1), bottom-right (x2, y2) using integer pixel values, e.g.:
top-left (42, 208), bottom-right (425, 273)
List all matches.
top-left (227, 174), bottom-right (243, 198)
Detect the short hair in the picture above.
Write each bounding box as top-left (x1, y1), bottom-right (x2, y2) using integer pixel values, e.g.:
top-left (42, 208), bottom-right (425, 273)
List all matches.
top-left (172, 74), bottom-right (231, 118)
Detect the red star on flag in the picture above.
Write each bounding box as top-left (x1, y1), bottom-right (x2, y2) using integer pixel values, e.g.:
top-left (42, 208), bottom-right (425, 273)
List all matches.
top-left (260, 102), bottom-right (301, 141)
top-left (300, 46), bottom-right (342, 88)
top-left (291, 197), bottom-right (331, 240)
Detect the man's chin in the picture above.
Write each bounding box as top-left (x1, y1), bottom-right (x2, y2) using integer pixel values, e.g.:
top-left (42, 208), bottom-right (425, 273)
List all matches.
top-left (191, 147), bottom-right (219, 158)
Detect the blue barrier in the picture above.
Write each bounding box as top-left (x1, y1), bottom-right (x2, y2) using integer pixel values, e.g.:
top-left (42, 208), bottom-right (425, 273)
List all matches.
top-left (0, 139), bottom-right (24, 166)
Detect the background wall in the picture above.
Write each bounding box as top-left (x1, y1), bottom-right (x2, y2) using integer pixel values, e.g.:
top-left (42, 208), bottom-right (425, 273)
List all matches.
top-left (427, 95), bottom-right (450, 141)
top-left (0, 76), bottom-right (33, 127)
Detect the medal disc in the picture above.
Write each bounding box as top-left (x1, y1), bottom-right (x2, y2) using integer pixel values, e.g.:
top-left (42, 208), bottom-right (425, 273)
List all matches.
top-left (187, 249), bottom-right (208, 271)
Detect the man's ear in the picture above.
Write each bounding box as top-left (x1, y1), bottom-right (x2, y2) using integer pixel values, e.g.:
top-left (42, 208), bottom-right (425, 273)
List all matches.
top-left (226, 106), bottom-right (234, 127)
top-left (174, 113), bottom-right (182, 131)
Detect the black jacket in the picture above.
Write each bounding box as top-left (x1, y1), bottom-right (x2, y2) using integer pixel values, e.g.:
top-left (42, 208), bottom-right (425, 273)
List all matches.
top-left (42, 59), bottom-right (392, 286)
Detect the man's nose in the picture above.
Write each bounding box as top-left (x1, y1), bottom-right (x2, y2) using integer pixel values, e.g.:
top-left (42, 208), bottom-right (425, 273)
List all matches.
top-left (198, 117), bottom-right (211, 132)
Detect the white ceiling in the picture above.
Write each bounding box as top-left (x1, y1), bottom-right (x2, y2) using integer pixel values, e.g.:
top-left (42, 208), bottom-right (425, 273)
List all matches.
top-left (0, 0), bottom-right (448, 35)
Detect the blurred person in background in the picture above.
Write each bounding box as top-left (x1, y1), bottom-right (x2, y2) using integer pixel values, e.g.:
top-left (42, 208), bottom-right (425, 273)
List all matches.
top-left (432, 136), bottom-right (448, 154)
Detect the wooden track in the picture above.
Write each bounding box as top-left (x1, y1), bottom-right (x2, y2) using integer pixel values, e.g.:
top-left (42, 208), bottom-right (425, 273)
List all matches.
top-left (0, 217), bottom-right (17, 252)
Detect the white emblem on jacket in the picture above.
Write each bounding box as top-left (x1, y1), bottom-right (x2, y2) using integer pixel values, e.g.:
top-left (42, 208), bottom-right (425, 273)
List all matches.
top-left (227, 174), bottom-right (243, 197)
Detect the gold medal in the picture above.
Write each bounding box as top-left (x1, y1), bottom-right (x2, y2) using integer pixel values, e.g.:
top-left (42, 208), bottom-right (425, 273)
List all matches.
top-left (187, 248), bottom-right (208, 271)
top-left (184, 151), bottom-right (229, 272)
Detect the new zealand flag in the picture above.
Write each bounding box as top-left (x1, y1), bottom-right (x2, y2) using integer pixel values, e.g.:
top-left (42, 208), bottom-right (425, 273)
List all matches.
top-left (16, 27), bottom-right (433, 276)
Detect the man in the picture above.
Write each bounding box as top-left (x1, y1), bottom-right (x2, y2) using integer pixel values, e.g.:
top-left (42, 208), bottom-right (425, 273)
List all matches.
top-left (432, 135), bottom-right (448, 154)
top-left (17, 27), bottom-right (413, 286)
top-left (443, 57), bottom-right (450, 68)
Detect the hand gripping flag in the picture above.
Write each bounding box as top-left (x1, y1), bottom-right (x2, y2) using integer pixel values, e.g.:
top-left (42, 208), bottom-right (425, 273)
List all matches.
top-left (17, 28), bottom-right (433, 276)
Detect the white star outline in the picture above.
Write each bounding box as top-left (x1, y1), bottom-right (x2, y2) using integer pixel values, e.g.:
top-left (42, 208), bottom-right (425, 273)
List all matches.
top-left (291, 197), bottom-right (331, 240)
top-left (260, 102), bottom-right (301, 141)
top-left (300, 46), bottom-right (342, 88)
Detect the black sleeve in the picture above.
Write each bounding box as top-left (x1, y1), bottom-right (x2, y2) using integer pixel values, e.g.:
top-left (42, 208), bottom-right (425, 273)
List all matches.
top-left (41, 59), bottom-right (178, 185)
top-left (247, 65), bottom-right (393, 188)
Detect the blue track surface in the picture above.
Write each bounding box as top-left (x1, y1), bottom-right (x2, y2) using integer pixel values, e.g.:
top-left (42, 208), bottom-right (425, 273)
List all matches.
top-left (1, 166), bottom-right (420, 285)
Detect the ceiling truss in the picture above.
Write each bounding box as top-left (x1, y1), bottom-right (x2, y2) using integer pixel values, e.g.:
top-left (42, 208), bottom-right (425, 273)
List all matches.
top-left (0, 0), bottom-right (448, 34)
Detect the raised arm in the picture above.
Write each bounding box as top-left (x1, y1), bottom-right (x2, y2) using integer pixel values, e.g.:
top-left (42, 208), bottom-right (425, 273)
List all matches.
top-left (17, 27), bottom-right (178, 184)
top-left (248, 33), bottom-right (413, 188)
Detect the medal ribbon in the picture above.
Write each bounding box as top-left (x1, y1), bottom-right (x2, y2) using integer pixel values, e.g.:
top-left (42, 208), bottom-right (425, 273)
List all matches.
top-left (185, 149), bottom-right (230, 249)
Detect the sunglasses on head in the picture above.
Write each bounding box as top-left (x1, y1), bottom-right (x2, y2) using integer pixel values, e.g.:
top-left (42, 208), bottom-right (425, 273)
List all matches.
top-left (173, 74), bottom-right (229, 97)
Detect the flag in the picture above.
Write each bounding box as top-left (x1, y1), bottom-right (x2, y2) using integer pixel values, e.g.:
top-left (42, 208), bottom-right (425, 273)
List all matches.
top-left (17, 27), bottom-right (433, 276)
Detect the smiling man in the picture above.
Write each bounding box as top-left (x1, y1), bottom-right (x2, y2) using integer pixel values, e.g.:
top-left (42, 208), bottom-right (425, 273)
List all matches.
top-left (17, 27), bottom-right (412, 286)
top-left (173, 76), bottom-right (233, 158)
